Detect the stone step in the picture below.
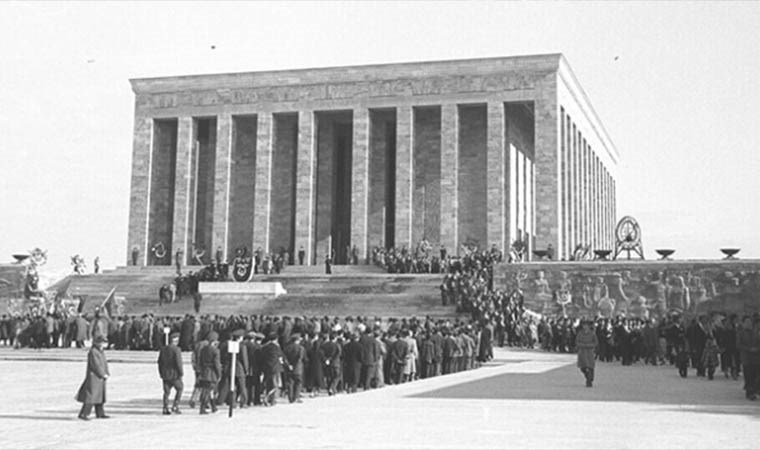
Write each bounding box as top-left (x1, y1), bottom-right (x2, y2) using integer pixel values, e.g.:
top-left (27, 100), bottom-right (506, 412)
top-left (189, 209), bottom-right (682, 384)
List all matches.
top-left (39, 270), bottom-right (456, 320)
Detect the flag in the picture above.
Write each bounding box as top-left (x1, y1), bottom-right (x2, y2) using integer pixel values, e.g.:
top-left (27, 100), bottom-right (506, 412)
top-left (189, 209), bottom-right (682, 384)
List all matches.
top-left (53, 277), bottom-right (72, 300)
top-left (101, 286), bottom-right (117, 319)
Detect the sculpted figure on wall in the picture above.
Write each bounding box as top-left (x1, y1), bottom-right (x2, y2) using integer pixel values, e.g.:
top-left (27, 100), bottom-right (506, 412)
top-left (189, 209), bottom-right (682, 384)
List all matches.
top-left (667, 274), bottom-right (690, 312)
top-left (595, 277), bottom-right (616, 318)
top-left (498, 263), bottom-right (760, 319)
top-left (532, 270), bottom-right (554, 315)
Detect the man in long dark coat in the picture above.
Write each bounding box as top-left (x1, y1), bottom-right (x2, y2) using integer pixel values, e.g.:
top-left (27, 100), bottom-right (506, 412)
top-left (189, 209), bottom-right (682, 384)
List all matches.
top-left (198, 331), bottom-right (221, 414)
top-left (321, 332), bottom-right (342, 395)
top-left (157, 332), bottom-right (184, 415)
top-left (306, 334), bottom-right (325, 396)
top-left (188, 336), bottom-right (208, 409)
top-left (284, 333), bottom-right (307, 403)
top-left (390, 333), bottom-right (409, 384)
top-left (243, 331), bottom-right (263, 406)
top-left (180, 315), bottom-right (195, 351)
top-left (74, 313), bottom-right (88, 348)
top-left (76, 336), bottom-right (109, 420)
top-left (359, 328), bottom-right (381, 389)
top-left (219, 329), bottom-right (248, 408)
top-left (687, 316), bottom-right (708, 377)
top-left (478, 321), bottom-right (493, 362)
top-left (260, 333), bottom-right (284, 406)
top-left (344, 333), bottom-right (363, 393)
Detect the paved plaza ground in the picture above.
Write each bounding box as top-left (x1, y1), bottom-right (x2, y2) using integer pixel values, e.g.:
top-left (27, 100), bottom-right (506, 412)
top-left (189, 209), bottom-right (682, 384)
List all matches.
top-left (0, 346), bottom-right (758, 449)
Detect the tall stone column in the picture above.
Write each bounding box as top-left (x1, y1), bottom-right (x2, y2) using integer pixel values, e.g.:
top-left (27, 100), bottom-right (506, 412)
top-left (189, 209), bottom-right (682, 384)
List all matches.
top-left (573, 126), bottom-right (580, 248)
top-left (533, 79), bottom-right (560, 254)
top-left (351, 108), bottom-right (370, 262)
top-left (295, 110), bottom-right (317, 264)
top-left (395, 106), bottom-right (413, 250)
top-left (212, 114), bottom-right (233, 262)
top-left (604, 167), bottom-right (609, 247)
top-left (253, 113), bottom-right (273, 253)
top-left (580, 139), bottom-right (591, 245)
top-left (440, 104), bottom-right (459, 255)
top-left (591, 153), bottom-right (597, 250)
top-left (171, 117), bottom-right (193, 264)
top-left (568, 124), bottom-right (573, 250)
top-left (587, 144), bottom-right (592, 248)
top-left (596, 157), bottom-right (601, 249)
top-left (127, 116), bottom-right (153, 266)
top-left (508, 143), bottom-right (517, 249)
top-left (486, 101), bottom-right (506, 254)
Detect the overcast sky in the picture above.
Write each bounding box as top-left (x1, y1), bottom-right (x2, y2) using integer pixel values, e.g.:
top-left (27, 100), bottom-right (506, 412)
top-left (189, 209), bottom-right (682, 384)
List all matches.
top-left (0, 1), bottom-right (758, 274)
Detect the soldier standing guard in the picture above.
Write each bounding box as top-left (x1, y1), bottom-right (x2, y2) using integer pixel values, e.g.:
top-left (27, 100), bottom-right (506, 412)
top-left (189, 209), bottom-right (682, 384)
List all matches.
top-left (76, 336), bottom-right (110, 420)
top-left (131, 246), bottom-right (139, 266)
top-left (157, 332), bottom-right (184, 415)
top-left (175, 249), bottom-right (183, 275)
top-left (298, 246), bottom-right (305, 265)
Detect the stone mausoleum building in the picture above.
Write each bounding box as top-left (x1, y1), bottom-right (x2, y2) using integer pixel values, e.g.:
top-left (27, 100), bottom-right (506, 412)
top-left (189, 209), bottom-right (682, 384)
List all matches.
top-left (127, 54), bottom-right (618, 266)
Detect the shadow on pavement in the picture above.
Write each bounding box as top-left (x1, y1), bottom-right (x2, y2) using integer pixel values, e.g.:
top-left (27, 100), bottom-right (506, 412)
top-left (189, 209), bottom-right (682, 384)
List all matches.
top-left (98, 397), bottom-right (168, 416)
top-left (0, 414), bottom-right (77, 422)
top-left (412, 361), bottom-right (760, 417)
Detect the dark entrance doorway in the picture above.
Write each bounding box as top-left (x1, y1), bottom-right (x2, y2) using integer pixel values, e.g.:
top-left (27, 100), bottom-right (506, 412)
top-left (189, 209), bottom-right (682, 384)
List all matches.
top-left (332, 123), bottom-right (352, 264)
top-left (315, 111), bottom-right (353, 264)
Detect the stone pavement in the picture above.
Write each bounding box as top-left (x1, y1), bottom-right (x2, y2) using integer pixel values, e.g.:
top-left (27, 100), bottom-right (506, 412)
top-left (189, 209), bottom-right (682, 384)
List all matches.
top-left (0, 346), bottom-right (758, 449)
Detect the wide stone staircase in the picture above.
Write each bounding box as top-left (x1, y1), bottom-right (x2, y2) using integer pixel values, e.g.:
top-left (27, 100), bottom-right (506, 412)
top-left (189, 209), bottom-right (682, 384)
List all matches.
top-left (44, 265), bottom-right (458, 319)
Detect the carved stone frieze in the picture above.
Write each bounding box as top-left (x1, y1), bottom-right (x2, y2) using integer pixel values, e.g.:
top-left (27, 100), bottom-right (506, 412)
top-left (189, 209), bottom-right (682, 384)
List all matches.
top-left (494, 261), bottom-right (760, 319)
top-left (137, 71), bottom-right (547, 110)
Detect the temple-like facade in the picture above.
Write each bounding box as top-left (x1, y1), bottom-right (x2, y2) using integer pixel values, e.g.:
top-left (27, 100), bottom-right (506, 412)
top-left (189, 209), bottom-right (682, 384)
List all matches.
top-left (126, 54), bottom-right (618, 265)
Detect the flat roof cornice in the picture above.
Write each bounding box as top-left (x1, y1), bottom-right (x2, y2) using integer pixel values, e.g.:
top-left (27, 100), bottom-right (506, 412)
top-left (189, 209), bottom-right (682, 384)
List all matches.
top-left (129, 53), bottom-right (562, 94)
top-left (557, 55), bottom-right (619, 162)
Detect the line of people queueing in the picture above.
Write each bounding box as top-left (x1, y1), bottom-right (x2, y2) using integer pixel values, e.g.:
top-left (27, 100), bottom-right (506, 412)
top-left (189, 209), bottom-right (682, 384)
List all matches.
top-left (74, 314), bottom-right (495, 418)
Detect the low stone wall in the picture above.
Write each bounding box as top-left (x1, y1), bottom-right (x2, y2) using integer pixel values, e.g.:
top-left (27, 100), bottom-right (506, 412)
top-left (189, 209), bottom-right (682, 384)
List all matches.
top-left (493, 259), bottom-right (760, 319)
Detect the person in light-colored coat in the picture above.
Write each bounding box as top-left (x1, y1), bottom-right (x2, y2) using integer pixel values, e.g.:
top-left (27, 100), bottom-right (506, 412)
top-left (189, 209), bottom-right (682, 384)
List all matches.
top-left (575, 319), bottom-right (598, 387)
top-left (76, 336), bottom-right (110, 420)
top-left (402, 330), bottom-right (418, 380)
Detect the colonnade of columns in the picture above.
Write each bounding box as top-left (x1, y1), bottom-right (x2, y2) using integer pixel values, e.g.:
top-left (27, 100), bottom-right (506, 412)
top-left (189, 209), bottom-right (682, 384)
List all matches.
top-left (560, 107), bottom-right (616, 260)
top-left (132, 100), bottom-right (615, 266)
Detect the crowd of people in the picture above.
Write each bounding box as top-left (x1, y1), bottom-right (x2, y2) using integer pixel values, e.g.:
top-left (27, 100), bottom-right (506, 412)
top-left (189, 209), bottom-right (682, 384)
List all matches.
top-left (63, 312), bottom-right (495, 417)
top-left (5, 240), bottom-right (759, 420)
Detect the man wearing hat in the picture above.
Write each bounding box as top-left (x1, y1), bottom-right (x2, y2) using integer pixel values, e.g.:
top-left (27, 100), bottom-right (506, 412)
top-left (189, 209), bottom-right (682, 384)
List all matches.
top-left (261, 332), bottom-right (284, 406)
top-left (222, 329), bottom-right (249, 408)
top-left (157, 332), bottom-right (184, 415)
top-left (76, 335), bottom-right (110, 420)
top-left (242, 331), bottom-right (264, 406)
top-left (575, 319), bottom-right (599, 387)
top-left (284, 333), bottom-right (306, 403)
top-left (198, 331), bottom-right (221, 414)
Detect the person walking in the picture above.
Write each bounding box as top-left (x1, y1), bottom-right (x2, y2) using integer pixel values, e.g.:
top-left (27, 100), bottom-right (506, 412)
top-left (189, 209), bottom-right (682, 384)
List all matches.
top-left (76, 336), bottom-right (110, 420)
top-left (575, 319), bottom-right (598, 387)
top-left (157, 332), bottom-right (184, 415)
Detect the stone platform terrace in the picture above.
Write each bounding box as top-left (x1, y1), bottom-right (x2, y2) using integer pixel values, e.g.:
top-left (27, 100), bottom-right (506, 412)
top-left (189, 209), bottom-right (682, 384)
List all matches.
top-left (0, 347), bottom-right (757, 449)
top-left (37, 266), bottom-right (453, 319)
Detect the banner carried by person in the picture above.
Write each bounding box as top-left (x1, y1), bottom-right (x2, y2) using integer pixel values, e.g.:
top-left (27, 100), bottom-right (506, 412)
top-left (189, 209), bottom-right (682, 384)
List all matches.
top-left (101, 286), bottom-right (117, 318)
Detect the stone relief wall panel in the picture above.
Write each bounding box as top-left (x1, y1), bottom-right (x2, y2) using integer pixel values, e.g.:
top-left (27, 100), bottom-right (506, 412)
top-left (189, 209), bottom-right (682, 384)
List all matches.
top-left (494, 261), bottom-right (760, 319)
